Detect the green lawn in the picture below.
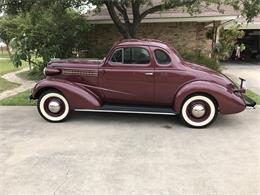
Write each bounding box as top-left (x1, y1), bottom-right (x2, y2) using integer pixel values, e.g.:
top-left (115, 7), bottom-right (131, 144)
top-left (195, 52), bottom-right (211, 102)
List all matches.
top-left (16, 70), bottom-right (43, 81)
top-left (0, 50), bottom-right (9, 58)
top-left (0, 59), bottom-right (28, 76)
top-left (0, 59), bottom-right (28, 92)
top-left (0, 77), bottom-right (20, 93)
top-left (0, 90), bottom-right (36, 106)
top-left (246, 89), bottom-right (260, 105)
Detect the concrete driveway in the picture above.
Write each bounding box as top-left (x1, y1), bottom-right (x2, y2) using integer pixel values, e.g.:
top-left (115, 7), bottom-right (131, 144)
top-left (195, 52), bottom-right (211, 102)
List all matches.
top-left (1, 106), bottom-right (260, 195)
top-left (223, 62), bottom-right (260, 94)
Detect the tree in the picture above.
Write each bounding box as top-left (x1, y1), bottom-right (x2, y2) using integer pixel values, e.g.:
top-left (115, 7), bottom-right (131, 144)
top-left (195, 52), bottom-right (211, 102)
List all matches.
top-left (0, 16), bottom-right (19, 56)
top-left (218, 26), bottom-right (245, 60)
top-left (1, 1), bottom-right (91, 73)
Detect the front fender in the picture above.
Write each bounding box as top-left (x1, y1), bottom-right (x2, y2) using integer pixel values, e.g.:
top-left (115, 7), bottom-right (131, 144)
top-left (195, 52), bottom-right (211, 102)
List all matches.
top-left (32, 79), bottom-right (101, 109)
top-left (174, 81), bottom-right (246, 114)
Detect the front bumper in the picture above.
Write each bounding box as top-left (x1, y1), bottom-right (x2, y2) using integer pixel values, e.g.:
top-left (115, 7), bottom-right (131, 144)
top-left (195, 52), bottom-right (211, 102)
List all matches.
top-left (237, 78), bottom-right (256, 108)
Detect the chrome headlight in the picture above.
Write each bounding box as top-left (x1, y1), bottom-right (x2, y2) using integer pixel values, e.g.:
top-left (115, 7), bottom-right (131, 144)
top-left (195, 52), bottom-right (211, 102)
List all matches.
top-left (43, 67), bottom-right (47, 76)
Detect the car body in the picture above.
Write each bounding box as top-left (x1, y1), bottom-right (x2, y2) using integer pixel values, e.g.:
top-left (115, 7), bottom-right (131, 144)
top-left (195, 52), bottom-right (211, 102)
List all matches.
top-left (30, 39), bottom-right (256, 127)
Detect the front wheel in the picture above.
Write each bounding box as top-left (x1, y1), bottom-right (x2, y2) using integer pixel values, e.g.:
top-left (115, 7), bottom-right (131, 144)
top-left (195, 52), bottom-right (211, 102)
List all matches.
top-left (37, 90), bottom-right (70, 122)
top-left (180, 95), bottom-right (218, 128)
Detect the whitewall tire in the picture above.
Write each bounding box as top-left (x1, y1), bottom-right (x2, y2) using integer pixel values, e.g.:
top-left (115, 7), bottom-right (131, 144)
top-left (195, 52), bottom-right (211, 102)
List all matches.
top-left (37, 90), bottom-right (70, 122)
top-left (180, 95), bottom-right (217, 128)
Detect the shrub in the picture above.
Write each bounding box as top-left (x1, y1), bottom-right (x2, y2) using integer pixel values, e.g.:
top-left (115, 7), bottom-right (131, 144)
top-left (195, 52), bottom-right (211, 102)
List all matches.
top-left (206, 25), bottom-right (245, 61)
top-left (179, 49), bottom-right (222, 72)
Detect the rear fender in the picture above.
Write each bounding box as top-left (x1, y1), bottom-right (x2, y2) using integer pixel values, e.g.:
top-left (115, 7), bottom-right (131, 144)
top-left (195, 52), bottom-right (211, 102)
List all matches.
top-left (32, 79), bottom-right (101, 109)
top-left (174, 81), bottom-right (246, 114)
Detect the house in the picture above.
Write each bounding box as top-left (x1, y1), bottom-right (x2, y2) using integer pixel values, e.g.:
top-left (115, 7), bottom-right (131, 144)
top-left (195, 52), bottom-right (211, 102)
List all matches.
top-left (0, 41), bottom-right (7, 53)
top-left (85, 3), bottom-right (260, 60)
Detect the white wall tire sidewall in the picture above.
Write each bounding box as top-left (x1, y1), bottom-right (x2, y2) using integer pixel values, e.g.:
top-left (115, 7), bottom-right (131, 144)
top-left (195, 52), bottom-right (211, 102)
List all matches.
top-left (182, 95), bottom-right (216, 127)
top-left (39, 93), bottom-right (69, 122)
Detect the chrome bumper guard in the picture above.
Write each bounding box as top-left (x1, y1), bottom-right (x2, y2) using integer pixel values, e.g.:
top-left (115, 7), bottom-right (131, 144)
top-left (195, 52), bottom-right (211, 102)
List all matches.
top-left (244, 95), bottom-right (256, 108)
top-left (238, 77), bottom-right (256, 108)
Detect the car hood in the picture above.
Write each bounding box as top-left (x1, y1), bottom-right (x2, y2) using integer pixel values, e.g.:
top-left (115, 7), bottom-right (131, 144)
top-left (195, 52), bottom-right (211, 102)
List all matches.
top-left (184, 61), bottom-right (236, 88)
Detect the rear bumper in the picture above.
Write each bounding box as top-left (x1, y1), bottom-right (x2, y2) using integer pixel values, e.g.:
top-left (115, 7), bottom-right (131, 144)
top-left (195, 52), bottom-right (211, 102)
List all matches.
top-left (244, 95), bottom-right (256, 108)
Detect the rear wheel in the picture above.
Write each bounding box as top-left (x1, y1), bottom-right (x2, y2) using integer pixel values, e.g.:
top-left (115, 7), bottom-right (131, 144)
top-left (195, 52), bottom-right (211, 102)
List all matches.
top-left (37, 90), bottom-right (70, 122)
top-left (180, 95), bottom-right (217, 128)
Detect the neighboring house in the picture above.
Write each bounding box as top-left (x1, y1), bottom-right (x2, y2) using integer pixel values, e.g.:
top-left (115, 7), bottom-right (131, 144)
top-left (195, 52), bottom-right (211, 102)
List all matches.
top-left (0, 41), bottom-right (7, 53)
top-left (0, 41), bottom-right (6, 47)
top-left (86, 3), bottom-right (260, 61)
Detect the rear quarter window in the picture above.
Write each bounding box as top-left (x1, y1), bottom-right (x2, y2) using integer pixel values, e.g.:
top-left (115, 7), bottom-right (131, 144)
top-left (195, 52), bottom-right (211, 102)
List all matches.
top-left (154, 49), bottom-right (171, 65)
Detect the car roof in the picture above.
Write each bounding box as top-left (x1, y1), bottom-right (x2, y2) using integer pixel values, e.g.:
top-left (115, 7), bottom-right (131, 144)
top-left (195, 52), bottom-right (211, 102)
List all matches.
top-left (116, 39), bottom-right (170, 50)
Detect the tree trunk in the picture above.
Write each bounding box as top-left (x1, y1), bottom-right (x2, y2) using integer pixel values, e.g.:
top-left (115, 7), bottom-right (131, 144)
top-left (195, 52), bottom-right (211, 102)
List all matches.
top-left (28, 56), bottom-right (32, 71)
top-left (105, 0), bottom-right (198, 39)
top-left (211, 21), bottom-right (221, 60)
top-left (128, 22), bottom-right (140, 38)
top-left (6, 44), bottom-right (11, 58)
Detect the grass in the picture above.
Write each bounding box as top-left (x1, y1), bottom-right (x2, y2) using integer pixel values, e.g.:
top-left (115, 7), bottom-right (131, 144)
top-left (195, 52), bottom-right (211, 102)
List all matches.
top-left (246, 89), bottom-right (260, 105)
top-left (0, 59), bottom-right (28, 76)
top-left (0, 59), bottom-right (28, 92)
top-left (0, 90), bottom-right (36, 106)
top-left (0, 59), bottom-right (18, 75)
top-left (0, 50), bottom-right (9, 58)
top-left (16, 70), bottom-right (43, 81)
top-left (0, 77), bottom-right (20, 93)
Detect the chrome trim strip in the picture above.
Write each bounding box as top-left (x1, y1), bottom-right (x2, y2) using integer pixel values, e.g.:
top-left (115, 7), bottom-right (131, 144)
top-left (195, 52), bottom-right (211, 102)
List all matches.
top-left (62, 69), bottom-right (98, 77)
top-left (74, 109), bottom-right (177, 115)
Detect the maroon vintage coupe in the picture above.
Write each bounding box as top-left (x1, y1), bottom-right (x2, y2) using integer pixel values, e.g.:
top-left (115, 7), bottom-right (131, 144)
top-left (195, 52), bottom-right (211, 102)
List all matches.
top-left (30, 39), bottom-right (256, 127)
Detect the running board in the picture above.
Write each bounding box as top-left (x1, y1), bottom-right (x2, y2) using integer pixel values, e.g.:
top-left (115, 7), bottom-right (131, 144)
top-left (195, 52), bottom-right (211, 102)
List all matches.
top-left (75, 105), bottom-right (177, 116)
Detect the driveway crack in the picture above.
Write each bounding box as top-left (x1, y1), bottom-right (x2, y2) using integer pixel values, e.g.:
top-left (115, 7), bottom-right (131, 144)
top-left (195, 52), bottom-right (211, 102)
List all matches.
top-left (53, 169), bottom-right (70, 195)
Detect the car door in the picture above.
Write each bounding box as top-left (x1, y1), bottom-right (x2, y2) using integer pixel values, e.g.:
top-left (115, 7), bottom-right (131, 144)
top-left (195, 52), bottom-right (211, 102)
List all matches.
top-left (152, 47), bottom-right (190, 106)
top-left (99, 46), bottom-right (154, 105)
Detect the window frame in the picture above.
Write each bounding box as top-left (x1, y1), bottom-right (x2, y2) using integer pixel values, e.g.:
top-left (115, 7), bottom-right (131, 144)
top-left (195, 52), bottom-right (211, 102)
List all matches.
top-left (109, 46), bottom-right (151, 67)
top-left (154, 49), bottom-right (172, 66)
top-left (110, 48), bottom-right (124, 64)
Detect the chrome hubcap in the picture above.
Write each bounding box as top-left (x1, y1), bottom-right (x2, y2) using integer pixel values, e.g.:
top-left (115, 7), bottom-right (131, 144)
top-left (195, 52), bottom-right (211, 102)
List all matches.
top-left (191, 104), bottom-right (206, 118)
top-left (48, 100), bottom-right (61, 113)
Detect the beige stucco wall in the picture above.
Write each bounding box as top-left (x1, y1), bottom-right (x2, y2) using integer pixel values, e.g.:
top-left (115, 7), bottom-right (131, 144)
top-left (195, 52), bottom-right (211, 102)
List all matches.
top-left (85, 22), bottom-right (212, 58)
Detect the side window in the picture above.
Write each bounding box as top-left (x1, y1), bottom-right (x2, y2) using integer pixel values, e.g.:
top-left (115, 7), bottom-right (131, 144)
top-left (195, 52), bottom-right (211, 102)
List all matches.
top-left (130, 48), bottom-right (150, 64)
top-left (124, 48), bottom-right (131, 64)
top-left (111, 47), bottom-right (150, 65)
top-left (111, 49), bottom-right (123, 63)
top-left (154, 49), bottom-right (171, 65)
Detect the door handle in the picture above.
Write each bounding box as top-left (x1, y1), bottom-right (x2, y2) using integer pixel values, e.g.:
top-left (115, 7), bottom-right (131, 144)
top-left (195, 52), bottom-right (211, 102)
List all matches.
top-left (145, 72), bottom-right (154, 76)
